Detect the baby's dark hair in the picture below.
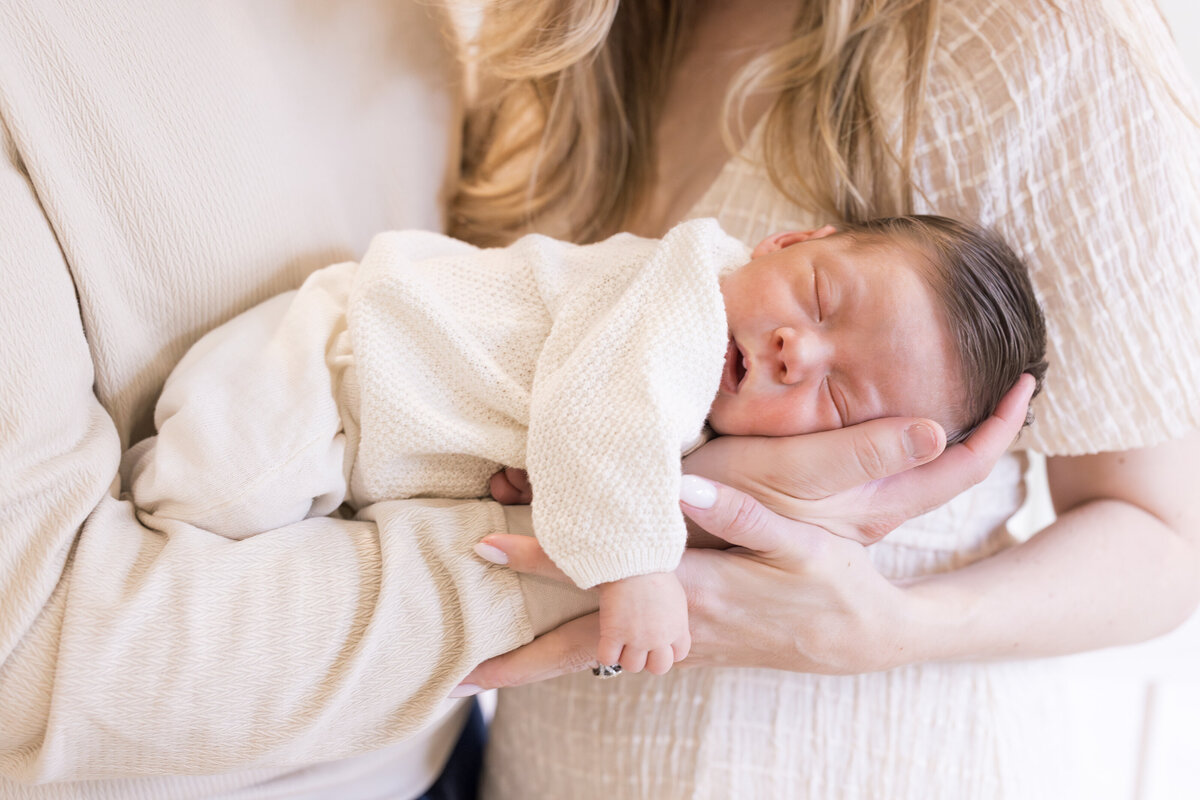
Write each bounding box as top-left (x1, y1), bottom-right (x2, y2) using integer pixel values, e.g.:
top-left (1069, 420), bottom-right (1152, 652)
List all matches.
top-left (839, 215), bottom-right (1048, 444)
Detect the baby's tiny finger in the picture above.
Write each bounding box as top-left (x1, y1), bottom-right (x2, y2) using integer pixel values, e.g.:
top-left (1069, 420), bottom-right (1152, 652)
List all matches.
top-left (618, 647), bottom-right (648, 674)
top-left (645, 647), bottom-right (674, 675)
top-left (597, 636), bottom-right (623, 668)
top-left (672, 636), bottom-right (691, 663)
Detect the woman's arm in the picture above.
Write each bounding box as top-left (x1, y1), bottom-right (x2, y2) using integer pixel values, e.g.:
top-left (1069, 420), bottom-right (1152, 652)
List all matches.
top-left (457, 379), bottom-right (1036, 685)
top-left (460, 391), bottom-right (1199, 686)
top-left (670, 0), bottom-right (1200, 673)
top-left (902, 432), bottom-right (1200, 663)
top-left (676, 431), bottom-right (1200, 674)
top-left (0, 117), bottom-right (532, 783)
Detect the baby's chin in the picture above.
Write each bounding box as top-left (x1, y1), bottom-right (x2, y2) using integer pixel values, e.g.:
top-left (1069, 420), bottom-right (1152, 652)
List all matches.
top-left (704, 397), bottom-right (743, 437)
top-left (706, 401), bottom-right (794, 438)
top-left (706, 398), bottom-right (843, 439)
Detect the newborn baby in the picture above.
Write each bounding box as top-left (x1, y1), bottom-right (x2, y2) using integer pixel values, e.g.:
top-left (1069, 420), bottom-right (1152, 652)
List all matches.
top-left (126, 216), bottom-right (1046, 677)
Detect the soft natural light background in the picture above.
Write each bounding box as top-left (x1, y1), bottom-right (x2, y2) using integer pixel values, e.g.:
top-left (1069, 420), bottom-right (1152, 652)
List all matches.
top-left (1161, 1), bottom-right (1199, 83)
top-left (1041, 4), bottom-right (1198, 799)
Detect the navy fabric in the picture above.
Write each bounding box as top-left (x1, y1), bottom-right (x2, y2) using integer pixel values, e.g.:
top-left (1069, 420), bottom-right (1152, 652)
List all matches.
top-left (417, 700), bottom-right (486, 800)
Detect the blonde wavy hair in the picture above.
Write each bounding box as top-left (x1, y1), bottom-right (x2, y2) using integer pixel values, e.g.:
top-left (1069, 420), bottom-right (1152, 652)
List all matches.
top-left (450, 0), bottom-right (942, 246)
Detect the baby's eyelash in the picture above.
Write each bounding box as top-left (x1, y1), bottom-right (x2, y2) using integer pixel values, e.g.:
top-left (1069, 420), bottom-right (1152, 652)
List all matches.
top-left (812, 270), bottom-right (823, 321)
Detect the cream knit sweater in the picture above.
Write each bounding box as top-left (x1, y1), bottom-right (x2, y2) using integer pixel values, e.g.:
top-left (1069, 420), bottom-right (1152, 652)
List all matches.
top-left (130, 221), bottom-right (746, 589)
top-left (0, 2), bottom-right (549, 797)
top-left (351, 223), bottom-right (745, 587)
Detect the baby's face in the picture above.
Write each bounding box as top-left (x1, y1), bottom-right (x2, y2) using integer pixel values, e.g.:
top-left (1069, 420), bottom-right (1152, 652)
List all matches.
top-left (710, 228), bottom-right (964, 438)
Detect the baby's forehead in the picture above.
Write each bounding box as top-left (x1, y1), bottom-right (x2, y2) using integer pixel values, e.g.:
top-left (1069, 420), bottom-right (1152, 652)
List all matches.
top-left (799, 230), bottom-right (941, 283)
top-left (832, 229), bottom-right (932, 260)
top-left (828, 235), bottom-right (967, 412)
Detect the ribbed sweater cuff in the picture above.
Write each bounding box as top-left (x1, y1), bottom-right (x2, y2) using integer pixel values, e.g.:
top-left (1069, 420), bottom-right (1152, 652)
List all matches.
top-left (557, 542), bottom-right (683, 589)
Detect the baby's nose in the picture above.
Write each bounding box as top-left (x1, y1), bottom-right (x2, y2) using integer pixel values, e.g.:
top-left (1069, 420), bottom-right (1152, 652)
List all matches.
top-left (773, 326), bottom-right (831, 384)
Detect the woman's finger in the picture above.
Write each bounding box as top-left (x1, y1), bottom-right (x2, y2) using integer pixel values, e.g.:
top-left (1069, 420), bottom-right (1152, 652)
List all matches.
top-left (762, 416), bottom-right (946, 500)
top-left (865, 374), bottom-right (1035, 521)
top-left (679, 475), bottom-right (794, 554)
top-left (473, 534), bottom-right (571, 583)
top-left (946, 373), bottom-right (1035, 469)
top-left (682, 415), bottom-right (946, 520)
top-left (456, 614), bottom-right (600, 692)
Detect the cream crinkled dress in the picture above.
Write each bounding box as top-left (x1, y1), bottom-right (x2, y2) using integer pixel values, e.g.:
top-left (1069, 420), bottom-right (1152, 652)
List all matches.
top-left (481, 1), bottom-right (1200, 798)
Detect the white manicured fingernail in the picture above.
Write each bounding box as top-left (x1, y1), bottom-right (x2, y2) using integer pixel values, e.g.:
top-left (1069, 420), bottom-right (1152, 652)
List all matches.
top-left (679, 475), bottom-right (717, 509)
top-left (473, 542), bottom-right (509, 565)
top-left (449, 683), bottom-right (482, 698)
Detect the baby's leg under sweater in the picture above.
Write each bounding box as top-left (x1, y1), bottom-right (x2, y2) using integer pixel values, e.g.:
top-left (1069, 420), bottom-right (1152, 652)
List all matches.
top-left (125, 264), bottom-right (357, 539)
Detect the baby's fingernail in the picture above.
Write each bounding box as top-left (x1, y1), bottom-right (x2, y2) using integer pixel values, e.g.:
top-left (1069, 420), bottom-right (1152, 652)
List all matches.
top-left (903, 423), bottom-right (939, 461)
top-left (449, 683), bottom-right (482, 698)
top-left (473, 542), bottom-right (509, 565)
top-left (679, 475), bottom-right (717, 509)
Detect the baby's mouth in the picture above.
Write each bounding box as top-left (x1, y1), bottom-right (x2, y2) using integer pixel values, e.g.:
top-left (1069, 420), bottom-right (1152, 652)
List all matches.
top-left (720, 338), bottom-right (748, 394)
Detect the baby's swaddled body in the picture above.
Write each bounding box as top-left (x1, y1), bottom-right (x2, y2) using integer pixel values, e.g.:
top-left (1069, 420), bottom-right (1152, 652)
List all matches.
top-left (127, 220), bottom-right (748, 588)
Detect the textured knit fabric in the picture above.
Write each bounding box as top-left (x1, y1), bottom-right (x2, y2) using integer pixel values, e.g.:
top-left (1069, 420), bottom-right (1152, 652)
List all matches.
top-left (482, 1), bottom-right (1200, 798)
top-left (0, 2), bottom-right (537, 797)
top-left (351, 222), bottom-right (744, 587)
top-left (130, 221), bottom-right (745, 589)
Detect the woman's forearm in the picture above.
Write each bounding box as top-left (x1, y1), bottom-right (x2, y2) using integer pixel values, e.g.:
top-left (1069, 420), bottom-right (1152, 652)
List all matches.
top-left (459, 419), bottom-right (1199, 687)
top-left (905, 498), bottom-right (1200, 663)
top-left (904, 430), bottom-right (1200, 663)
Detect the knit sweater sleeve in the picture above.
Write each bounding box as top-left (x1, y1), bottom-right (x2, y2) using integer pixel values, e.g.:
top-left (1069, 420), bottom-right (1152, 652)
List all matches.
top-left (525, 219), bottom-right (749, 588)
top-left (0, 118), bottom-right (532, 782)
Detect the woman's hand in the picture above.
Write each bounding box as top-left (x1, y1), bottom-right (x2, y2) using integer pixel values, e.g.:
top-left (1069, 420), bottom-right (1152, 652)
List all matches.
top-left (672, 484), bottom-right (918, 673)
top-left (458, 377), bottom-right (1035, 691)
top-left (464, 489), bottom-right (914, 689)
top-left (682, 374), bottom-right (1036, 545)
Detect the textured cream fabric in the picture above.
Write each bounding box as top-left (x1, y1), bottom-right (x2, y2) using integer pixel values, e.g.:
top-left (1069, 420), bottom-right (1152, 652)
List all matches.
top-left (351, 222), bottom-right (746, 588)
top-left (483, 1), bottom-right (1200, 798)
top-left (0, 2), bottom-right (536, 797)
top-left (129, 221), bottom-right (746, 589)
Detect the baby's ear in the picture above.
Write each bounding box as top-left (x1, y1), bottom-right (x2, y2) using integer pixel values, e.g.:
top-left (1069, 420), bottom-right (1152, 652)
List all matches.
top-left (750, 225), bottom-right (838, 259)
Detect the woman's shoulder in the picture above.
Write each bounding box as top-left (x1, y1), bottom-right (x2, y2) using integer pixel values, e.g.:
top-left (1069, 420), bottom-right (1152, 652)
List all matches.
top-left (920, 0), bottom-right (1200, 456)
top-left (940, 0), bottom-right (1128, 42)
top-left (936, 0), bottom-right (1182, 90)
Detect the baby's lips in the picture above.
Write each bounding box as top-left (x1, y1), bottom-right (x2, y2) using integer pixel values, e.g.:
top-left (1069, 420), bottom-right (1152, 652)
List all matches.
top-left (719, 338), bottom-right (742, 394)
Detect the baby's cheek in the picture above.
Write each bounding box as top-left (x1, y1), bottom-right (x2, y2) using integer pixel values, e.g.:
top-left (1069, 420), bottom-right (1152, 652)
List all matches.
top-left (707, 394), bottom-right (764, 436)
top-left (753, 402), bottom-right (812, 437)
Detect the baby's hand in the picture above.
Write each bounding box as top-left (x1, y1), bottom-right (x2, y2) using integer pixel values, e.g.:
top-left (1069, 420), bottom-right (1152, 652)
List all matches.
top-left (596, 572), bottom-right (690, 675)
top-left (488, 467), bottom-right (532, 505)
